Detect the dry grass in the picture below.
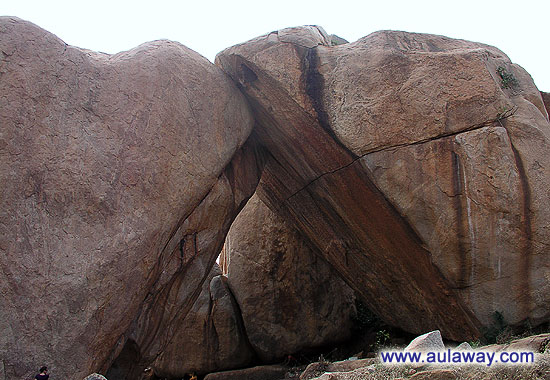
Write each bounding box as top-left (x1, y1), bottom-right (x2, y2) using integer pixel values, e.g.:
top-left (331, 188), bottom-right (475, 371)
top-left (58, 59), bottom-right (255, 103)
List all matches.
top-left (302, 363), bottom-right (412, 380)
top-left (305, 353), bottom-right (550, 380)
top-left (452, 354), bottom-right (550, 380)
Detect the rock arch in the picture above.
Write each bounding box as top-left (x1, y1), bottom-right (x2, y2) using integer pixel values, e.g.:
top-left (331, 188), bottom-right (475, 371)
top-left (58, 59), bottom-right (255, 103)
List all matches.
top-left (2, 18), bottom-right (550, 380)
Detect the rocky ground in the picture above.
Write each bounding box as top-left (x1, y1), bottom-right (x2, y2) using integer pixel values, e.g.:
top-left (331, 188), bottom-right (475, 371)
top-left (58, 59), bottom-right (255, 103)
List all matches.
top-left (295, 355), bottom-right (550, 380)
top-left (197, 332), bottom-right (550, 380)
top-left (193, 354), bottom-right (550, 380)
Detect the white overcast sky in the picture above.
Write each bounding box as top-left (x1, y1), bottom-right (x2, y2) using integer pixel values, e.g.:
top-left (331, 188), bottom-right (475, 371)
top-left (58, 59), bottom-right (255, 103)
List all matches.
top-left (2, 0), bottom-right (549, 91)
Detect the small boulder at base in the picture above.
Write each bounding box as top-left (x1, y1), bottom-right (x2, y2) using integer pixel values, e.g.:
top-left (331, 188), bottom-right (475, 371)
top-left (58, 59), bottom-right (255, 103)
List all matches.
top-left (83, 374), bottom-right (108, 380)
top-left (405, 331), bottom-right (445, 352)
top-left (204, 364), bottom-right (289, 380)
top-left (455, 342), bottom-right (473, 351)
top-left (300, 358), bottom-right (376, 380)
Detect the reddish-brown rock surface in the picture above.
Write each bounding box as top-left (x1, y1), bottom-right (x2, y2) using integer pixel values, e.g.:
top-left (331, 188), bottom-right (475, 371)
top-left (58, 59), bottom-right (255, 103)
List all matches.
top-left (3, 17), bottom-right (550, 379)
top-left (0, 17), bottom-right (261, 379)
top-left (216, 26), bottom-right (550, 339)
top-left (542, 91), bottom-right (550, 117)
top-left (107, 265), bottom-right (254, 379)
top-left (224, 194), bottom-right (356, 362)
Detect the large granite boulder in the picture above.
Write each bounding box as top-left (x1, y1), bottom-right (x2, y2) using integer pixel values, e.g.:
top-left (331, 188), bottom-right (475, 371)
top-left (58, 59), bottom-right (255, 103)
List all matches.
top-left (216, 26), bottom-right (550, 340)
top-left (224, 194), bottom-right (356, 362)
top-left (0, 17), bottom-right (261, 379)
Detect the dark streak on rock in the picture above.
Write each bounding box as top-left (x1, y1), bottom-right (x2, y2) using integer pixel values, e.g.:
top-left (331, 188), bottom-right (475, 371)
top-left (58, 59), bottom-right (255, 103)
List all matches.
top-left (239, 63), bottom-right (258, 84)
top-left (205, 283), bottom-right (219, 370)
top-left (221, 276), bottom-right (260, 363)
top-left (303, 48), bottom-right (328, 130)
top-left (301, 46), bottom-right (358, 159)
top-left (510, 141), bottom-right (533, 318)
top-left (451, 152), bottom-right (463, 263)
top-left (451, 148), bottom-right (471, 289)
top-left (179, 238), bottom-right (185, 261)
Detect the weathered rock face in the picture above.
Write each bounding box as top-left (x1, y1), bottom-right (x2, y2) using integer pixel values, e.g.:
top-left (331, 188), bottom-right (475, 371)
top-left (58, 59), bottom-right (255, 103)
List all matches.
top-left (107, 140), bottom-right (264, 378)
top-left (542, 91), bottom-right (550, 117)
top-left (108, 265), bottom-right (254, 379)
top-left (216, 27), bottom-right (550, 339)
top-left (0, 17), bottom-right (261, 379)
top-left (224, 194), bottom-right (356, 362)
top-left (353, 43), bottom-right (550, 327)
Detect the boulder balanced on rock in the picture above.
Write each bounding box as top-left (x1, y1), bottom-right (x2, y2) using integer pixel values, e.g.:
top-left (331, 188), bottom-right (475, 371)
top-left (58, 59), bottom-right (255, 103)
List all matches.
top-left (216, 25), bottom-right (550, 340)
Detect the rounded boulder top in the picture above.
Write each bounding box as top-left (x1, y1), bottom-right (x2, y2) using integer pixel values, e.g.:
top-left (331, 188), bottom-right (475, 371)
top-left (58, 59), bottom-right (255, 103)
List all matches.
top-left (83, 374), bottom-right (108, 380)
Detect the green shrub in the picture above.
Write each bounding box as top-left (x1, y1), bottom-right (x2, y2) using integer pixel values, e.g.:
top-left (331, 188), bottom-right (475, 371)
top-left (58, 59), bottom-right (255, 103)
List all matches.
top-left (351, 299), bottom-right (382, 333)
top-left (374, 329), bottom-right (391, 350)
top-left (497, 66), bottom-right (519, 89)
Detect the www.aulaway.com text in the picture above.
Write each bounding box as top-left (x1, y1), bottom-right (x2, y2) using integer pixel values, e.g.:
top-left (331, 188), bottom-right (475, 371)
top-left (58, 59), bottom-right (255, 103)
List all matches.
top-left (380, 349), bottom-right (535, 367)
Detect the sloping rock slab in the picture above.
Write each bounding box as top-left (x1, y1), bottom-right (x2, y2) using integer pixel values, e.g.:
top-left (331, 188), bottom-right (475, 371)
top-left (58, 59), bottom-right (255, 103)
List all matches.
top-left (481, 333), bottom-right (550, 353)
